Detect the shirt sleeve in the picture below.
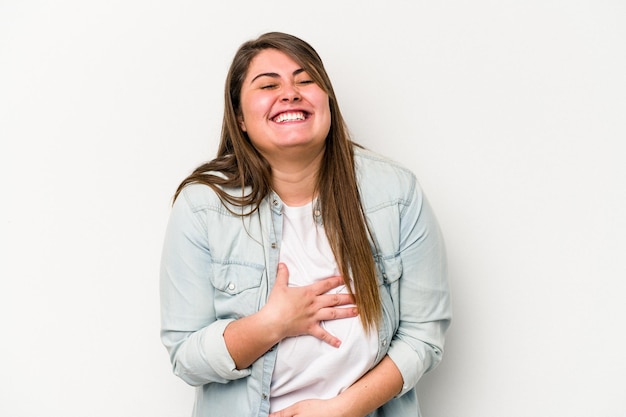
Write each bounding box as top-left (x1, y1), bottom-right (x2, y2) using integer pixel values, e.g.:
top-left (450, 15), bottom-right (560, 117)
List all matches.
top-left (160, 187), bottom-right (252, 386)
top-left (386, 175), bottom-right (452, 397)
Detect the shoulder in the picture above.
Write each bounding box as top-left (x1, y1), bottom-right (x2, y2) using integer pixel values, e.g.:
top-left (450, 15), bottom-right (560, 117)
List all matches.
top-left (176, 182), bottom-right (250, 217)
top-left (353, 146), bottom-right (420, 207)
top-left (177, 183), bottom-right (222, 211)
top-left (354, 146), bottom-right (416, 182)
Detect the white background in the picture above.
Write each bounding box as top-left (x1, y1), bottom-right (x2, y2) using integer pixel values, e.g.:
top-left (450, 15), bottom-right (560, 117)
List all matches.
top-left (1, 1), bottom-right (625, 416)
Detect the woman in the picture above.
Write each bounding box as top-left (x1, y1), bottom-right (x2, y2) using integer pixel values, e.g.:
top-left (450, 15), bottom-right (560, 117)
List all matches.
top-left (160, 32), bottom-right (451, 417)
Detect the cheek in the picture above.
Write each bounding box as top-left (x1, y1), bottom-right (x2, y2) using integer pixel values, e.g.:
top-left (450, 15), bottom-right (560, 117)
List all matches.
top-left (316, 97), bottom-right (332, 128)
top-left (241, 102), bottom-right (272, 134)
top-left (242, 92), bottom-right (272, 115)
top-left (312, 91), bottom-right (331, 115)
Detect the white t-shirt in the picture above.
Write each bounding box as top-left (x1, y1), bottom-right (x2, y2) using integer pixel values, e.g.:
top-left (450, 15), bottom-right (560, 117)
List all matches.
top-left (269, 201), bottom-right (378, 412)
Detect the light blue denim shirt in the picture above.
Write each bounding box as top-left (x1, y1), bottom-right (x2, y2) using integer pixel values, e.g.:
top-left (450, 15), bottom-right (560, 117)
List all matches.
top-left (160, 147), bottom-right (451, 417)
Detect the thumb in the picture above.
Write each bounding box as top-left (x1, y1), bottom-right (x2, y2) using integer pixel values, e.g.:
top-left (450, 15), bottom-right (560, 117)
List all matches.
top-left (274, 263), bottom-right (290, 287)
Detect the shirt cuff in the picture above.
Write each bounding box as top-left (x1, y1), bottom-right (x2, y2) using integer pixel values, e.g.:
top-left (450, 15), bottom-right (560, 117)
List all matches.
top-left (202, 318), bottom-right (252, 380)
top-left (386, 339), bottom-right (426, 397)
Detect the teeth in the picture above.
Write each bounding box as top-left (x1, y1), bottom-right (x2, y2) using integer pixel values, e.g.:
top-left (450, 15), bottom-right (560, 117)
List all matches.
top-left (274, 111), bottom-right (306, 123)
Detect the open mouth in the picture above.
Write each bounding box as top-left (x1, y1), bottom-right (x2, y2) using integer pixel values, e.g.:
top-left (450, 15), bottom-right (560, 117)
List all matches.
top-left (271, 111), bottom-right (309, 123)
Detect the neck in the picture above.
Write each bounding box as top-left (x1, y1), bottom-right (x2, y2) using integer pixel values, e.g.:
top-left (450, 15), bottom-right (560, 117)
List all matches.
top-left (267, 146), bottom-right (325, 206)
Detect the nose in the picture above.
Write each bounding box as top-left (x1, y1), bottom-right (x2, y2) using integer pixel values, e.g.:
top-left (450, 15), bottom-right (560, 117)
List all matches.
top-left (281, 84), bottom-right (301, 102)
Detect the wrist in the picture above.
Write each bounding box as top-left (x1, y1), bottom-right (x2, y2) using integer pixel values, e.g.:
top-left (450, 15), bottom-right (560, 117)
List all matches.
top-left (328, 394), bottom-right (358, 417)
top-left (255, 305), bottom-right (285, 345)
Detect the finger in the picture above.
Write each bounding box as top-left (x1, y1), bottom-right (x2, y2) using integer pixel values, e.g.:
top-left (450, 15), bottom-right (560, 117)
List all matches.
top-left (318, 293), bottom-right (355, 307)
top-left (309, 324), bottom-right (342, 348)
top-left (312, 275), bottom-right (346, 295)
top-left (318, 306), bottom-right (358, 321)
top-left (274, 263), bottom-right (290, 288)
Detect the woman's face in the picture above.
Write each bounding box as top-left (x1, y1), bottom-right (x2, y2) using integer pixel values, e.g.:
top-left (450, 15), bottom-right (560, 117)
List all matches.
top-left (238, 48), bottom-right (331, 160)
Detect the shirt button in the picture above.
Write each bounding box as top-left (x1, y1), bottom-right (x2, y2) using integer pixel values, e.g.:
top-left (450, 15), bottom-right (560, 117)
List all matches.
top-left (382, 339), bottom-right (387, 346)
top-left (262, 393), bottom-right (268, 400)
top-left (228, 283), bottom-right (235, 291)
top-left (271, 242), bottom-right (277, 249)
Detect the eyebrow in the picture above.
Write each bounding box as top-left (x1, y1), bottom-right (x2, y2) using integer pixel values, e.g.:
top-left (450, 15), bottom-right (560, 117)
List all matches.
top-left (250, 68), bottom-right (306, 84)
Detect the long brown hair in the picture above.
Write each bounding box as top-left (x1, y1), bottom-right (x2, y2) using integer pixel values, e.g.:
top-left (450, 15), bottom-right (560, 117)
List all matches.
top-left (174, 32), bottom-right (381, 330)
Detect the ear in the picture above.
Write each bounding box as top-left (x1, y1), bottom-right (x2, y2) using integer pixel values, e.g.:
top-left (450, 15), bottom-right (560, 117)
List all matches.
top-left (237, 114), bottom-right (247, 132)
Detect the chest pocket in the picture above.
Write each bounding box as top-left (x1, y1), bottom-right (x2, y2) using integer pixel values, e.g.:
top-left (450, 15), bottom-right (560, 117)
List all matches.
top-left (210, 262), bottom-right (265, 319)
